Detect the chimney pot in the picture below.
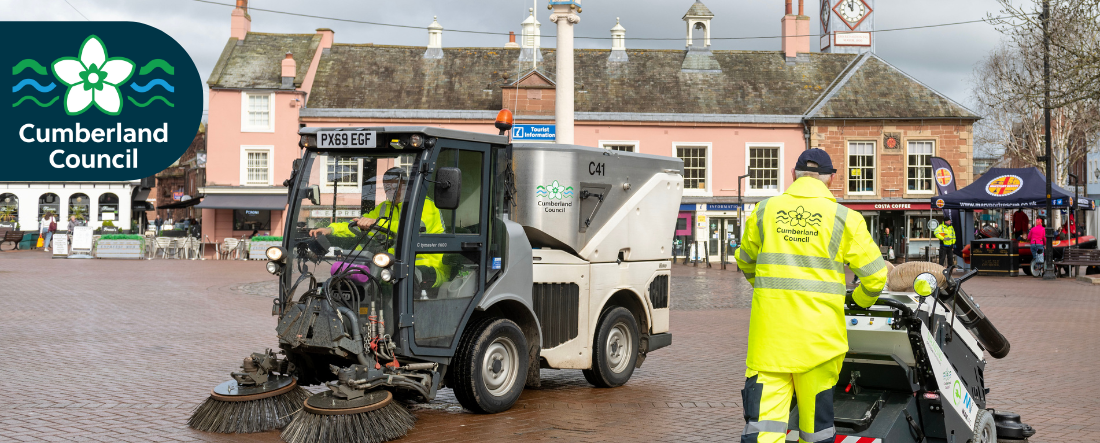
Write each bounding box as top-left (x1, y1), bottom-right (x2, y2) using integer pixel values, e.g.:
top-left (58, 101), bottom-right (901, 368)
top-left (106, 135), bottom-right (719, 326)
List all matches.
top-left (798, 0), bottom-right (804, 16)
top-left (786, 0), bottom-right (792, 15)
top-left (510, 31), bottom-right (516, 43)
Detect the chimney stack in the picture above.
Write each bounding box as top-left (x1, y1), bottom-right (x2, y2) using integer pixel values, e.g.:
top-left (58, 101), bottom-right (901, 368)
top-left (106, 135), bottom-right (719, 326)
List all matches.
top-left (231, 0), bottom-right (251, 41)
top-left (781, 0), bottom-right (810, 60)
top-left (280, 52), bottom-right (295, 89)
top-left (505, 31), bottom-right (520, 48)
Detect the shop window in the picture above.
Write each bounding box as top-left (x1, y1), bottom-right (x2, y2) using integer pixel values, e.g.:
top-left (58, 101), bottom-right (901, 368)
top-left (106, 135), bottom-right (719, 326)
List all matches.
top-left (69, 193), bottom-right (90, 222)
top-left (325, 156), bottom-right (359, 188)
top-left (98, 193), bottom-right (118, 222)
top-left (242, 146), bottom-right (272, 185)
top-left (600, 141), bottom-right (637, 152)
top-left (676, 146), bottom-right (707, 192)
top-left (38, 193), bottom-right (60, 221)
top-left (908, 141), bottom-right (935, 193)
top-left (234, 209), bottom-right (271, 231)
top-left (749, 146), bottom-right (780, 191)
top-left (908, 214), bottom-right (944, 240)
top-left (242, 93), bottom-right (273, 132)
top-left (0, 193), bottom-right (18, 225)
top-left (848, 141), bottom-right (875, 194)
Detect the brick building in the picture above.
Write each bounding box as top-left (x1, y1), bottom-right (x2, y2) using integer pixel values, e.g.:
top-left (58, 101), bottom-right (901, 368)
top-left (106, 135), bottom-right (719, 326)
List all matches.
top-left (153, 124), bottom-right (207, 223)
top-left (198, 0), bottom-right (977, 261)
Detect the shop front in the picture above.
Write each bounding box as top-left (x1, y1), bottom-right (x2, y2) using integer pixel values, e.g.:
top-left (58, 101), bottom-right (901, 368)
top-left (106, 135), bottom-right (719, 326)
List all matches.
top-left (196, 191), bottom-right (286, 245)
top-left (840, 201), bottom-right (937, 260)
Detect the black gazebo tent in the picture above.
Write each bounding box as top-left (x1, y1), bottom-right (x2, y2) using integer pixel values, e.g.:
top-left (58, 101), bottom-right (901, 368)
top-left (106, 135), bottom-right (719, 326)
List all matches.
top-left (932, 167), bottom-right (1092, 210)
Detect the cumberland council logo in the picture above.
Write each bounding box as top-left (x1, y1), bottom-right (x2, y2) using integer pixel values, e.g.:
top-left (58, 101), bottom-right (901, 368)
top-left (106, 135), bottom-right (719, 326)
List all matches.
top-left (536, 180), bottom-right (574, 200)
top-left (3, 22), bottom-right (201, 182)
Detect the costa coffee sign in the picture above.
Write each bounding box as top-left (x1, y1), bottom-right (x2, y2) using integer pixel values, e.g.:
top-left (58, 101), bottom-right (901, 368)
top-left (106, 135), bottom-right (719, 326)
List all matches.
top-left (843, 202), bottom-right (931, 211)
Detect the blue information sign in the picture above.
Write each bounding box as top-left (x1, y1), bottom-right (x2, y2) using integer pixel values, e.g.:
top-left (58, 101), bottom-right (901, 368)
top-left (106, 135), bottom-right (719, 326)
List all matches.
top-left (512, 124), bottom-right (556, 141)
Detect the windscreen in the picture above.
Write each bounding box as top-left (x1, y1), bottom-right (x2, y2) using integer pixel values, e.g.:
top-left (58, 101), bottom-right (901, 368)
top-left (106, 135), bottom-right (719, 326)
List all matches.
top-left (281, 150), bottom-right (421, 327)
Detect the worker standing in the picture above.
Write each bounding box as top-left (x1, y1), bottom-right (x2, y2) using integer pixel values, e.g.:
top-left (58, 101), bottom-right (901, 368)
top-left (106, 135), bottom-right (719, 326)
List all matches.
top-left (734, 149), bottom-right (887, 443)
top-left (934, 218), bottom-right (956, 268)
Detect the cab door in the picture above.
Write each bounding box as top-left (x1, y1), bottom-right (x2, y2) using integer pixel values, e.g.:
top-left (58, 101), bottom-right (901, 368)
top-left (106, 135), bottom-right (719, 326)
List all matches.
top-left (405, 141), bottom-right (489, 356)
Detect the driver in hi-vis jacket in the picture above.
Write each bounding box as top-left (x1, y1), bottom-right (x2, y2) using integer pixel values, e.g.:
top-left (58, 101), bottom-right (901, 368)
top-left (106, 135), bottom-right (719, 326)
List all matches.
top-left (734, 149), bottom-right (888, 443)
top-left (309, 167), bottom-right (447, 288)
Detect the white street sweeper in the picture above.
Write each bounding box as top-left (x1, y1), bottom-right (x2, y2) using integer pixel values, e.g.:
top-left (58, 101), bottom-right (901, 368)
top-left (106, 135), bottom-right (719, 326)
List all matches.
top-left (189, 117), bottom-right (684, 442)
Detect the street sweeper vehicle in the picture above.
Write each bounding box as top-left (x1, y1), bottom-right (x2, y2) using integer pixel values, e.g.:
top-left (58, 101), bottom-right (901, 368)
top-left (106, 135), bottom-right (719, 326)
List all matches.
top-left (189, 121), bottom-right (683, 442)
top-left (786, 263), bottom-right (1035, 443)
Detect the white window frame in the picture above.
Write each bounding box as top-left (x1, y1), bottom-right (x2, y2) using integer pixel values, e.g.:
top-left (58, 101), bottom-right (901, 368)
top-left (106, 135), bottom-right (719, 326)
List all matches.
top-left (319, 155), bottom-right (363, 194)
top-left (240, 145), bottom-right (274, 186)
top-left (673, 142), bottom-right (712, 197)
top-left (241, 92), bottom-right (275, 133)
top-left (907, 140), bottom-right (936, 195)
top-left (744, 142), bottom-right (784, 197)
top-left (847, 141), bottom-right (876, 196)
top-left (599, 140), bottom-right (639, 153)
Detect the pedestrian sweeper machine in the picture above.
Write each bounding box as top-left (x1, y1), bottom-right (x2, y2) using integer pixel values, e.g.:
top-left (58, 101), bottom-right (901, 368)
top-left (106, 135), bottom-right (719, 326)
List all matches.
top-left (793, 263), bottom-right (1035, 443)
top-left (189, 122), bottom-right (683, 442)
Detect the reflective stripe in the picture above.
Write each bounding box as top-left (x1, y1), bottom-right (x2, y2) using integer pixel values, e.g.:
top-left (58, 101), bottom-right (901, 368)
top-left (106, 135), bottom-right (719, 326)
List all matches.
top-left (744, 272), bottom-right (755, 279)
top-left (754, 276), bottom-right (846, 294)
top-left (800, 427), bottom-right (836, 442)
top-left (739, 248), bottom-right (756, 264)
top-left (858, 286), bottom-right (882, 299)
top-left (757, 252), bottom-right (844, 273)
top-left (756, 198), bottom-right (769, 245)
top-left (853, 256), bottom-right (886, 278)
top-left (827, 205), bottom-right (849, 259)
top-left (742, 420), bottom-right (788, 435)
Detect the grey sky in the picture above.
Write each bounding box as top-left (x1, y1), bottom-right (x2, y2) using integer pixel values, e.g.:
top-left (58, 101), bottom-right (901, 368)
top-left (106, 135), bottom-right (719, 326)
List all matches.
top-left (6, 0), bottom-right (1011, 115)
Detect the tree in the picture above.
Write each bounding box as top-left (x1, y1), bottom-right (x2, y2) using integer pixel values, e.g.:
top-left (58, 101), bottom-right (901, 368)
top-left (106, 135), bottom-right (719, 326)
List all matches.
top-left (973, 1), bottom-right (1100, 189)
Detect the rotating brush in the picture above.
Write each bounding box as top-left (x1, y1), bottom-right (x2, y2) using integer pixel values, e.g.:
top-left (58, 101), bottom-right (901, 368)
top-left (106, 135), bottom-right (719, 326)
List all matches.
top-left (281, 387), bottom-right (415, 443)
top-left (188, 351), bottom-right (309, 433)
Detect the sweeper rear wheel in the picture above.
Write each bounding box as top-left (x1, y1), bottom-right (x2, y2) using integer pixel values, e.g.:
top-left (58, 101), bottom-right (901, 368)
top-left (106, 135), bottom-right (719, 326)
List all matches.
top-left (281, 390), bottom-right (416, 443)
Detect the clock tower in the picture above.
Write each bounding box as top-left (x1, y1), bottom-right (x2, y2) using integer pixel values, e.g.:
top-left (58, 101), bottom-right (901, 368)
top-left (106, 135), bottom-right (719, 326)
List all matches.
top-left (820, 0), bottom-right (874, 54)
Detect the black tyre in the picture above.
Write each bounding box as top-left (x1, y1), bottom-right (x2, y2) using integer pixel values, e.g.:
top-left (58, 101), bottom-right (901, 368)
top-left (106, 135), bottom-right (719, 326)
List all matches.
top-left (971, 409), bottom-right (997, 443)
top-left (583, 306), bottom-right (639, 388)
top-left (451, 317), bottom-right (528, 413)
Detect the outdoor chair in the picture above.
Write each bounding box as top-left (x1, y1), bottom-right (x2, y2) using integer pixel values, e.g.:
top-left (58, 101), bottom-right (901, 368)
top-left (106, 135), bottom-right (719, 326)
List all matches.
top-left (219, 238), bottom-right (240, 260)
top-left (153, 237), bottom-right (173, 259)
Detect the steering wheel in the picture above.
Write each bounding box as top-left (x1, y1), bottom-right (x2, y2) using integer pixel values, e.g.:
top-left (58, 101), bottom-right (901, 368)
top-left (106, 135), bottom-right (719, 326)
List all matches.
top-left (347, 218), bottom-right (397, 239)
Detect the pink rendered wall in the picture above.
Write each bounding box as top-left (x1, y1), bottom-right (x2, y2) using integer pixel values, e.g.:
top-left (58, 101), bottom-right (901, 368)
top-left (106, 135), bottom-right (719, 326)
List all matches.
top-left (205, 89), bottom-right (302, 188)
top-left (301, 121), bottom-right (805, 197)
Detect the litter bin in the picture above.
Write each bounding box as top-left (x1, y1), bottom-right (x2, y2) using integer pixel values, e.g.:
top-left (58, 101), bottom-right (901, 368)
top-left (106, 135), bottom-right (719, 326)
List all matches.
top-left (970, 238), bottom-right (1018, 277)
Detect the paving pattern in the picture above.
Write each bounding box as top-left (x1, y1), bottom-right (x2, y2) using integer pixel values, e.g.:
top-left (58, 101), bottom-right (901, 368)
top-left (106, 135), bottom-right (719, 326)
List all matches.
top-left (0, 250), bottom-right (1095, 442)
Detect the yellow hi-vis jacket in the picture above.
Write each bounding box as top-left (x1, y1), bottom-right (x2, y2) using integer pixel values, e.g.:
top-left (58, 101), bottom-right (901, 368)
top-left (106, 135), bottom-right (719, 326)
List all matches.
top-left (330, 200), bottom-right (448, 287)
top-left (934, 223), bottom-right (956, 246)
top-left (735, 177), bottom-right (888, 373)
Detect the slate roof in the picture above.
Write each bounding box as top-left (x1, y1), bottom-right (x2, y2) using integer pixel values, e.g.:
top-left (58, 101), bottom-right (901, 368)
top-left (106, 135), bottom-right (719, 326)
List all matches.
top-left (307, 45), bottom-right (855, 116)
top-left (207, 33), bottom-right (321, 89)
top-left (805, 53), bottom-right (978, 119)
top-left (684, 1), bottom-right (714, 17)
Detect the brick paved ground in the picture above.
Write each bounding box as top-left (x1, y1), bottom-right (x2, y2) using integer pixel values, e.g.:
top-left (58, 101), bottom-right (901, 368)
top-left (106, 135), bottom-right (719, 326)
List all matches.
top-left (0, 250), bottom-right (1095, 442)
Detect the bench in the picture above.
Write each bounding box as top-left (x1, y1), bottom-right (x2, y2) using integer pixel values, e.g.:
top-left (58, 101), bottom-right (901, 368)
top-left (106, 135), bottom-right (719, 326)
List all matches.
top-left (0, 229), bottom-right (23, 251)
top-left (1056, 248), bottom-right (1100, 277)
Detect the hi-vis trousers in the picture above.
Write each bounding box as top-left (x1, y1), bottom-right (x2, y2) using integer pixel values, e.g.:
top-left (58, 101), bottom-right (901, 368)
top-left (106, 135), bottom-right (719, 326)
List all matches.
top-left (740, 355), bottom-right (844, 443)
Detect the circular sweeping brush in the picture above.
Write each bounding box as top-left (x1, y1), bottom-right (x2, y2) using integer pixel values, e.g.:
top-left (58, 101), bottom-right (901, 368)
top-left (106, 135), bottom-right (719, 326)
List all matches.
top-left (281, 389), bottom-right (416, 443)
top-left (188, 373), bottom-right (309, 433)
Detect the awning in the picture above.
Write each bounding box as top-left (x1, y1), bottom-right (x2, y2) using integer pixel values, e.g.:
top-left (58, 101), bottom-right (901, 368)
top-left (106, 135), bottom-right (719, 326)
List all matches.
top-left (132, 201), bottom-right (156, 211)
top-left (158, 198), bottom-right (202, 210)
top-left (195, 194), bottom-right (287, 210)
top-left (933, 167), bottom-right (1093, 210)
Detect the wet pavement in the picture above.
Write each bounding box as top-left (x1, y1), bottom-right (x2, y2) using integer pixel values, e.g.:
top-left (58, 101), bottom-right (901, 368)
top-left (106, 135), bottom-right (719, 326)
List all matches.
top-left (0, 250), bottom-right (1096, 442)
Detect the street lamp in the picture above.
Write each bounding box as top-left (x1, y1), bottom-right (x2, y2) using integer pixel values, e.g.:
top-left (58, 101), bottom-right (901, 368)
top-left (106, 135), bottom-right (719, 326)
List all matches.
top-left (735, 174), bottom-right (750, 272)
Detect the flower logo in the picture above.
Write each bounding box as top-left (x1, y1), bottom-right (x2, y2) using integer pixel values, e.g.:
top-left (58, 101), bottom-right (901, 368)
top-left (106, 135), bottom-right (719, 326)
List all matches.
top-left (535, 180), bottom-right (574, 200)
top-left (51, 35), bottom-right (134, 116)
top-left (775, 206), bottom-right (823, 227)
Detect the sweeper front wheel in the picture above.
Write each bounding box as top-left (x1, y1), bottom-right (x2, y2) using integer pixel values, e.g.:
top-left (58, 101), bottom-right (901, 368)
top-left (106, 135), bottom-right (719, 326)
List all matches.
top-left (451, 317), bottom-right (529, 413)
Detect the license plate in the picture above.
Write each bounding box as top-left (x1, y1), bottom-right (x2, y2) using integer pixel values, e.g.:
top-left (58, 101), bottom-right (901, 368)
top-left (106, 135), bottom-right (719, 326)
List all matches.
top-left (318, 131), bottom-right (377, 148)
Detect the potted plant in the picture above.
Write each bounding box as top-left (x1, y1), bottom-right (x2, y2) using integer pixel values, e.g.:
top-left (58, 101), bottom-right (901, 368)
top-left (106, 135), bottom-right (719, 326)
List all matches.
top-left (94, 233), bottom-right (145, 259)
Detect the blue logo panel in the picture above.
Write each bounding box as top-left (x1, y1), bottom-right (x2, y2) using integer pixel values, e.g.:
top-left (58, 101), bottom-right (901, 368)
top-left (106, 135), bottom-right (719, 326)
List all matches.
top-left (2, 22), bottom-right (203, 181)
top-left (512, 124), bottom-right (556, 141)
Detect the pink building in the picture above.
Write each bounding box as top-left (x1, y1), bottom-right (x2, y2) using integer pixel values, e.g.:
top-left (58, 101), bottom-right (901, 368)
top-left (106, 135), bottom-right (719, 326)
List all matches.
top-left (201, 0), bottom-right (976, 261)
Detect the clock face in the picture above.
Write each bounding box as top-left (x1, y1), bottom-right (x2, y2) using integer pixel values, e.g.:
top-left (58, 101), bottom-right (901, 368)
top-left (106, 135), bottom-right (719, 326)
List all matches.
top-left (833, 0), bottom-right (871, 30)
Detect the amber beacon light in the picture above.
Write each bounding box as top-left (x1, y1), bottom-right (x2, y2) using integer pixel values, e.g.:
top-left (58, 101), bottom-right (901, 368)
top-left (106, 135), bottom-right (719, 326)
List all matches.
top-left (495, 109), bottom-right (514, 135)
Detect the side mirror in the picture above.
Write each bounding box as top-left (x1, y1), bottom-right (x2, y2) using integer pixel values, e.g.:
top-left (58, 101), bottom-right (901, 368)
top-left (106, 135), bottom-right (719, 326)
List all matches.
top-left (913, 272), bottom-right (938, 297)
top-left (306, 185), bottom-right (321, 205)
top-left (434, 167), bottom-right (462, 210)
top-left (292, 158), bottom-right (303, 172)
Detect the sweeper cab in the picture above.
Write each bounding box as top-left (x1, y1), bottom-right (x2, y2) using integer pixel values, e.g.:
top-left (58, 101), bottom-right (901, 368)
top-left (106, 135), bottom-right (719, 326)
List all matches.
top-left (191, 122), bottom-right (684, 440)
top-left (795, 267), bottom-right (1035, 443)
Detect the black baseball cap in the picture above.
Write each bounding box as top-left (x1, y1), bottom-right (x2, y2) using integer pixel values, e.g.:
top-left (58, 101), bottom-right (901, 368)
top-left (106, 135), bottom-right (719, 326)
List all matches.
top-left (794, 148), bottom-right (837, 174)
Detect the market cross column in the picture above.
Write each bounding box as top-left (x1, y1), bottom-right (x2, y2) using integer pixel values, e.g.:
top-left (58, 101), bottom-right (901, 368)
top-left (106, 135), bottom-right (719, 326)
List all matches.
top-left (549, 1), bottom-right (581, 145)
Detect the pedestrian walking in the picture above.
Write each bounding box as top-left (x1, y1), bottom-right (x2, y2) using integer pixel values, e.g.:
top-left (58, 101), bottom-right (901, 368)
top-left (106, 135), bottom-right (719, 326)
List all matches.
top-left (734, 149), bottom-right (888, 443)
top-left (934, 218), bottom-right (956, 268)
top-left (154, 214), bottom-right (163, 235)
top-left (1028, 218), bottom-right (1045, 259)
top-left (40, 212), bottom-right (57, 252)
